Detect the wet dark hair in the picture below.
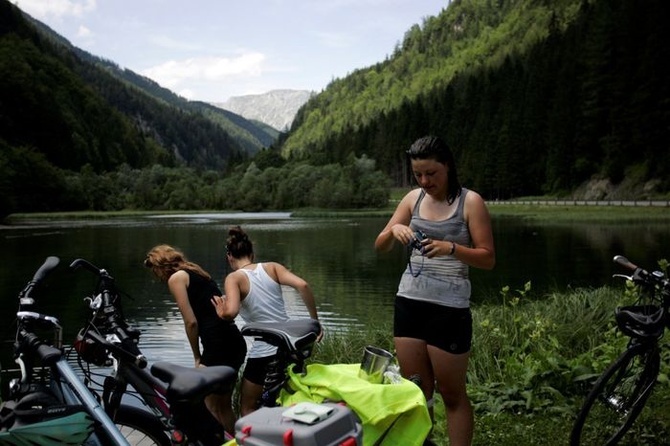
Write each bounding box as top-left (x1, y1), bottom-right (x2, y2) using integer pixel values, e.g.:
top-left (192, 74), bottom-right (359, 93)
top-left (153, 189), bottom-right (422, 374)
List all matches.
top-left (226, 225), bottom-right (253, 259)
top-left (406, 136), bottom-right (461, 204)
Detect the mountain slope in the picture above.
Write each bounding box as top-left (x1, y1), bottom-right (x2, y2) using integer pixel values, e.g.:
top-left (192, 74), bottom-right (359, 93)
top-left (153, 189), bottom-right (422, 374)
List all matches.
top-left (85, 60), bottom-right (278, 153)
top-left (1, 0), bottom-right (167, 172)
top-left (283, 0), bottom-right (585, 157)
top-left (280, 0), bottom-right (670, 198)
top-left (1, 0), bottom-right (274, 175)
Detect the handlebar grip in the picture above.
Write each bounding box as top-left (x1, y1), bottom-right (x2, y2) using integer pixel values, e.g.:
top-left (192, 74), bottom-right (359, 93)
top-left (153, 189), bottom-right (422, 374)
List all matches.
top-left (32, 256), bottom-right (60, 282)
top-left (19, 256), bottom-right (60, 303)
top-left (21, 330), bottom-right (63, 366)
top-left (70, 258), bottom-right (101, 275)
top-left (613, 255), bottom-right (638, 272)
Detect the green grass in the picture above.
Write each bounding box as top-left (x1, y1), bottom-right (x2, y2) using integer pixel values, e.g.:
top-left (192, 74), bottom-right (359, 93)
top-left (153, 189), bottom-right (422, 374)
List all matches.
top-left (308, 285), bottom-right (670, 445)
top-left (2, 209), bottom-right (230, 222)
top-left (487, 203), bottom-right (670, 222)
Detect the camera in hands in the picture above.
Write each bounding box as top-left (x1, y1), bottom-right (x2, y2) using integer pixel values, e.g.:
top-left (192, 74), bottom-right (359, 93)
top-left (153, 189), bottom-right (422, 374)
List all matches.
top-left (410, 230), bottom-right (427, 251)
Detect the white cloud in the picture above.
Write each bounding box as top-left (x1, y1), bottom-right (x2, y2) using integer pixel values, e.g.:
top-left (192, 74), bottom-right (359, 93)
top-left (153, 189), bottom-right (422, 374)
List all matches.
top-left (140, 52), bottom-right (266, 89)
top-left (178, 89), bottom-right (195, 100)
top-left (77, 25), bottom-right (91, 37)
top-left (17, 0), bottom-right (96, 19)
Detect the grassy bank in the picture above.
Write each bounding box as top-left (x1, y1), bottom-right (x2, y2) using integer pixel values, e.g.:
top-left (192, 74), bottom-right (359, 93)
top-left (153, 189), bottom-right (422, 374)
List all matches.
top-left (310, 285), bottom-right (670, 445)
top-left (291, 203), bottom-right (670, 221)
top-left (487, 203), bottom-right (670, 222)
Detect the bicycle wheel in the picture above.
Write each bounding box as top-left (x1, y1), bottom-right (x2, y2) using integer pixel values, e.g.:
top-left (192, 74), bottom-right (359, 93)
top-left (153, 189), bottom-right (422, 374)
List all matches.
top-left (112, 405), bottom-right (171, 446)
top-left (570, 342), bottom-right (660, 446)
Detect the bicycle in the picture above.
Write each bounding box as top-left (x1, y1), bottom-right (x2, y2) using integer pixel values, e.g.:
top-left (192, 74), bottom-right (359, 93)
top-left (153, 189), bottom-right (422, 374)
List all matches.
top-left (71, 256), bottom-right (432, 445)
top-left (0, 256), bottom-right (146, 445)
top-left (570, 254), bottom-right (670, 446)
top-left (70, 257), bottom-right (243, 446)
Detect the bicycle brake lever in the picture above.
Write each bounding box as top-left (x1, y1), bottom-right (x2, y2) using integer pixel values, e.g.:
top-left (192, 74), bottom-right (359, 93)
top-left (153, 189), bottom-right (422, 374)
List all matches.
top-left (612, 273), bottom-right (633, 281)
top-left (88, 294), bottom-right (103, 310)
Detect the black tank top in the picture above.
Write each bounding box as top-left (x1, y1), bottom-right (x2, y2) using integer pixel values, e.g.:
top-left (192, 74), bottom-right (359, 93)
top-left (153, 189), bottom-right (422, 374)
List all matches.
top-left (186, 270), bottom-right (246, 368)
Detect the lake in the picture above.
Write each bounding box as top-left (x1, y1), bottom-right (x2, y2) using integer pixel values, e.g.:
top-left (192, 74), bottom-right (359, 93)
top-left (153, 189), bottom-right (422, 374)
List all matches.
top-left (1, 212), bottom-right (669, 367)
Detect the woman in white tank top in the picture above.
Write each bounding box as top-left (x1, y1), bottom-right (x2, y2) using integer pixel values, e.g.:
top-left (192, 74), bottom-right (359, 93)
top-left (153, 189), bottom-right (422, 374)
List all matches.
top-left (211, 225), bottom-right (322, 417)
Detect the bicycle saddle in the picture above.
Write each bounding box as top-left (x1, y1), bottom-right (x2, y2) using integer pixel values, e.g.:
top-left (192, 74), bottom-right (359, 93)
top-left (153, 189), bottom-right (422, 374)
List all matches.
top-left (615, 304), bottom-right (666, 340)
top-left (241, 319), bottom-right (321, 354)
top-left (150, 362), bottom-right (238, 402)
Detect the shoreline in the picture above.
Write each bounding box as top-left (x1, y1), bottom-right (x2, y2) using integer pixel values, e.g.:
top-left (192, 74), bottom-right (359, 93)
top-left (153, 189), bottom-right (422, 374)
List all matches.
top-left (3, 201), bottom-right (670, 226)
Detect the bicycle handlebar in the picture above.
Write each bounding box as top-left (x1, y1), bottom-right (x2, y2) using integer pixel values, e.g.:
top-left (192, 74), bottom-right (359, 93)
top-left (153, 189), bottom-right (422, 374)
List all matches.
top-left (70, 257), bottom-right (147, 368)
top-left (613, 255), bottom-right (637, 271)
top-left (85, 330), bottom-right (148, 369)
top-left (613, 254), bottom-right (670, 292)
top-left (70, 258), bottom-right (102, 275)
top-left (18, 328), bottom-right (63, 366)
top-left (18, 256), bottom-right (60, 307)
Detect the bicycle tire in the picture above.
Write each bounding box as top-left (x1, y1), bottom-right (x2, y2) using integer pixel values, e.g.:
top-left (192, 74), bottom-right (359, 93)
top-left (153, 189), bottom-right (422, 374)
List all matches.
top-left (570, 342), bottom-right (660, 446)
top-left (111, 405), bottom-right (171, 446)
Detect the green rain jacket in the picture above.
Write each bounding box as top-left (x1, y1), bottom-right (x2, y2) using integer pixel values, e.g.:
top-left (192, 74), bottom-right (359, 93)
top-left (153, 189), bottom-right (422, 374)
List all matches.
top-left (279, 363), bottom-right (432, 446)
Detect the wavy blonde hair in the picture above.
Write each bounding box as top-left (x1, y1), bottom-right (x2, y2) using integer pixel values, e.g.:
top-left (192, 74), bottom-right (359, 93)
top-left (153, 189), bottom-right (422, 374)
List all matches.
top-left (144, 244), bottom-right (210, 282)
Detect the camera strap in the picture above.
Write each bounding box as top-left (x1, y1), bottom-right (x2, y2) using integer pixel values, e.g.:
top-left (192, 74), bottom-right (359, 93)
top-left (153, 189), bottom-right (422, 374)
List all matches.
top-left (408, 247), bottom-right (424, 277)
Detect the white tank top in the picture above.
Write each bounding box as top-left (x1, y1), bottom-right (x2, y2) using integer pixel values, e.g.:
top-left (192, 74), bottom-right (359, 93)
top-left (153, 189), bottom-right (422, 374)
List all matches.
top-left (239, 263), bottom-right (289, 358)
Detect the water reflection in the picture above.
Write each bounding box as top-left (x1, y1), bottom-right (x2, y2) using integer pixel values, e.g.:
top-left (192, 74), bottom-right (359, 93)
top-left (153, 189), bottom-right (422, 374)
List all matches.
top-left (1, 213), bottom-right (669, 367)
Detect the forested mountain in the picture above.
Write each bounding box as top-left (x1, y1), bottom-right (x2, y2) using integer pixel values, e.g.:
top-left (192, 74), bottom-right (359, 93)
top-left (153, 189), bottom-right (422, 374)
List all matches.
top-left (3, 0), bottom-right (668, 219)
top-left (282, 0), bottom-right (669, 199)
top-left (0, 0), bottom-right (274, 175)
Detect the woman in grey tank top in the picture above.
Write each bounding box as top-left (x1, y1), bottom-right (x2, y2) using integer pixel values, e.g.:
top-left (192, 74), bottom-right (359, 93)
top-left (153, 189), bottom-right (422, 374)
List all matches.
top-left (374, 136), bottom-right (495, 446)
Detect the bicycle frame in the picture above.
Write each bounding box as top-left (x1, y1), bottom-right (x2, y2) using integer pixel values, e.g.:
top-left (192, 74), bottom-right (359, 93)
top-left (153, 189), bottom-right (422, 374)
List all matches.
top-left (100, 348), bottom-right (171, 428)
top-left (71, 257), bottom-right (232, 445)
top-left (76, 327), bottom-right (236, 445)
top-left (45, 348), bottom-right (131, 445)
top-left (1, 257), bottom-right (131, 446)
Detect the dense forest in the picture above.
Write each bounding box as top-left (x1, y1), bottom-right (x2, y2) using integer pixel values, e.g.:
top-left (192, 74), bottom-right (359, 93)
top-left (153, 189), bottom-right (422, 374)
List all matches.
top-left (2, 0), bottom-right (668, 219)
top-left (284, 0), bottom-right (669, 199)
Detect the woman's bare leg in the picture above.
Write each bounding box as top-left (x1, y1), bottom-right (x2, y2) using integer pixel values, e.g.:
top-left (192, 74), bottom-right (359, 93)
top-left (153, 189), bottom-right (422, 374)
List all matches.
top-left (428, 345), bottom-right (473, 446)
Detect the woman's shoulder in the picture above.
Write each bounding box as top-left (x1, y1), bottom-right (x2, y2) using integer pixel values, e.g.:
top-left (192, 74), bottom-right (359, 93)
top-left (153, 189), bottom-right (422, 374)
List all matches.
top-left (259, 262), bottom-right (286, 281)
top-left (405, 187), bottom-right (422, 199)
top-left (167, 269), bottom-right (190, 286)
top-left (398, 187), bottom-right (422, 206)
top-left (258, 261), bottom-right (280, 274)
top-left (463, 188), bottom-right (485, 205)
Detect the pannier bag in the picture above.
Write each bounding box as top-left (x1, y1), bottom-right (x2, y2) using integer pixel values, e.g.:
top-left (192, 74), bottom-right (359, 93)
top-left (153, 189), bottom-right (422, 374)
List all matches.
top-left (0, 389), bottom-right (95, 445)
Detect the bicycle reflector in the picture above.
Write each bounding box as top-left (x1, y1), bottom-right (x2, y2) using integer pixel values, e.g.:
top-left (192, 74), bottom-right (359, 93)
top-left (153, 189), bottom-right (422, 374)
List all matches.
top-left (615, 305), bottom-right (665, 339)
top-left (74, 329), bottom-right (109, 366)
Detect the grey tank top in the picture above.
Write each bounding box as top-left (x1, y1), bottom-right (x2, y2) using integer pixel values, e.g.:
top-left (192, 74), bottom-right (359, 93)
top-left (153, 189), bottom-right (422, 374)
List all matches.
top-left (397, 188), bottom-right (472, 308)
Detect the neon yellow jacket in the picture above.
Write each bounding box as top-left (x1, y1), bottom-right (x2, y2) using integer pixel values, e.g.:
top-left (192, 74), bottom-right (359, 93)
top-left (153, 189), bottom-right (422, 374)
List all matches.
top-left (279, 363), bottom-right (432, 446)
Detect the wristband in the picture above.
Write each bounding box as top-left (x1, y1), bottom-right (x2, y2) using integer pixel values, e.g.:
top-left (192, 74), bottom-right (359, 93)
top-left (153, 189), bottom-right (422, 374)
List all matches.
top-left (449, 242), bottom-right (456, 255)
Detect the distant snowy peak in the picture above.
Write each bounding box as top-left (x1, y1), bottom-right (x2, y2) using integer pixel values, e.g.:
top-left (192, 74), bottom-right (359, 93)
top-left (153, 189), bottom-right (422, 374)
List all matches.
top-left (213, 89), bottom-right (313, 132)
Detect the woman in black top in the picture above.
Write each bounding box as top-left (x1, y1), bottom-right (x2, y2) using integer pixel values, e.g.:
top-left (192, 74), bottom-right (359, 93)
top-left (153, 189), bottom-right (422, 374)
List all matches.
top-left (145, 244), bottom-right (246, 434)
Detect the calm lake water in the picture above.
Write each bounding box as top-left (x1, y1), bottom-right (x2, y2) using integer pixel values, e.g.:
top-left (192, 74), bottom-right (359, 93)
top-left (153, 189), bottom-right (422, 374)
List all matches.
top-left (1, 213), bottom-right (669, 367)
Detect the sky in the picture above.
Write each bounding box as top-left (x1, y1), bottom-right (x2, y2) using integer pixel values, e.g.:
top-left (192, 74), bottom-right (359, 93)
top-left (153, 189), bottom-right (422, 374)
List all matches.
top-left (15, 0), bottom-right (448, 103)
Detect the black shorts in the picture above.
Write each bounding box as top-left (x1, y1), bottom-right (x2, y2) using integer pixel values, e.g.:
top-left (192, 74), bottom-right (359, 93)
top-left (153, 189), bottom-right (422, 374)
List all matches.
top-left (200, 327), bottom-right (247, 371)
top-left (393, 295), bottom-right (472, 354)
top-left (242, 356), bottom-right (275, 385)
